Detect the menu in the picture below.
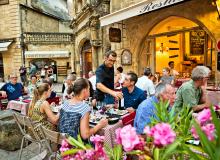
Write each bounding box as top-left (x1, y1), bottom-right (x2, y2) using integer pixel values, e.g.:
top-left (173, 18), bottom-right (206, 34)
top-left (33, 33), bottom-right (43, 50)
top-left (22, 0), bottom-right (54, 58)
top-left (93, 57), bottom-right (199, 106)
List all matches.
top-left (190, 30), bottom-right (206, 55)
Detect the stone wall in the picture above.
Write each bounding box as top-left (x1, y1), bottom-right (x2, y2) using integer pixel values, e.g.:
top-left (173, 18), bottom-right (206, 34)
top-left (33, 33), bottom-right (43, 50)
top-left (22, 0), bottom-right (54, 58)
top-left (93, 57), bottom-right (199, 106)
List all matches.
top-left (0, 0), bottom-right (22, 78)
top-left (110, 0), bottom-right (220, 79)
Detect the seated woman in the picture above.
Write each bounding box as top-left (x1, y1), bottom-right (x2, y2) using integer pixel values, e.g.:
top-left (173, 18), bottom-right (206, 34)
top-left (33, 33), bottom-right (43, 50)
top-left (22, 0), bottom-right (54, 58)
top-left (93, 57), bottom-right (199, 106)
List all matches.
top-left (28, 83), bottom-right (59, 131)
top-left (59, 78), bottom-right (108, 140)
top-left (159, 67), bottom-right (174, 85)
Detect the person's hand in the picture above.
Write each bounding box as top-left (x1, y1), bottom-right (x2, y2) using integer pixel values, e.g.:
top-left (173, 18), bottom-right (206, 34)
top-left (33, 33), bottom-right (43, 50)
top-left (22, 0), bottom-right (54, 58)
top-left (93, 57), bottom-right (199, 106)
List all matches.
top-left (126, 107), bottom-right (135, 113)
top-left (99, 118), bottom-right (108, 128)
top-left (112, 91), bottom-right (123, 100)
top-left (1, 91), bottom-right (7, 98)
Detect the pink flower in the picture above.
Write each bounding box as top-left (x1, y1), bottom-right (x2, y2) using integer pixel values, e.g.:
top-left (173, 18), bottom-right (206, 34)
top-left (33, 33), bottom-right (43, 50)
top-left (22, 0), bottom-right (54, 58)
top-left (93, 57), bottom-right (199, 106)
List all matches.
top-left (191, 123), bottom-right (215, 141)
top-left (115, 125), bottom-right (141, 152)
top-left (197, 109), bottom-right (211, 125)
top-left (90, 135), bottom-right (105, 143)
top-left (191, 126), bottom-right (199, 140)
top-left (146, 123), bottom-right (176, 148)
top-left (60, 139), bottom-right (71, 152)
top-left (202, 123), bottom-right (215, 141)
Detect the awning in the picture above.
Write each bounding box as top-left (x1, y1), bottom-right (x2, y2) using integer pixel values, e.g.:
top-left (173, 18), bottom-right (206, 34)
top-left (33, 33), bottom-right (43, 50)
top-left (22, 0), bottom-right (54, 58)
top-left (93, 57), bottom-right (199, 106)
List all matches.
top-left (100, 0), bottom-right (186, 26)
top-left (25, 51), bottom-right (70, 58)
top-left (0, 41), bottom-right (13, 51)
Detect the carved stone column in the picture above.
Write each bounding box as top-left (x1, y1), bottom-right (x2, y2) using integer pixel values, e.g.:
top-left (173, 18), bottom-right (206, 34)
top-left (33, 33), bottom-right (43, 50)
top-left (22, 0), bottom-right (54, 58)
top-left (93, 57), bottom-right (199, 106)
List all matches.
top-left (89, 15), bottom-right (101, 70)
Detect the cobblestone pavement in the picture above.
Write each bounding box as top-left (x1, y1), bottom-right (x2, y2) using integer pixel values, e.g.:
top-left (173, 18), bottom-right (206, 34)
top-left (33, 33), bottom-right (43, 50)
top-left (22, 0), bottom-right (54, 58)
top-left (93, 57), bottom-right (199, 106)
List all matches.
top-left (0, 143), bottom-right (47, 160)
top-left (0, 83), bottom-right (62, 160)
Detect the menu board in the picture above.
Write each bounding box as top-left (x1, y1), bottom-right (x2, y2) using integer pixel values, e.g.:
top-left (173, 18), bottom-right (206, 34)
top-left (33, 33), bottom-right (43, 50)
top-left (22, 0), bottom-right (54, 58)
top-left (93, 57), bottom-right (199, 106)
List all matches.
top-left (190, 30), bottom-right (206, 55)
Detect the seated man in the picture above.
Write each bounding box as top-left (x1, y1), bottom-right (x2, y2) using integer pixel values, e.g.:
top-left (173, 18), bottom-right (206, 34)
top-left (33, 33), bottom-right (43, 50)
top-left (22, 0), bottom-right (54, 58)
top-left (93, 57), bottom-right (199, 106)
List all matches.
top-left (134, 83), bottom-right (176, 134)
top-left (122, 72), bottom-right (146, 113)
top-left (173, 66), bottom-right (210, 112)
top-left (1, 73), bottom-right (27, 101)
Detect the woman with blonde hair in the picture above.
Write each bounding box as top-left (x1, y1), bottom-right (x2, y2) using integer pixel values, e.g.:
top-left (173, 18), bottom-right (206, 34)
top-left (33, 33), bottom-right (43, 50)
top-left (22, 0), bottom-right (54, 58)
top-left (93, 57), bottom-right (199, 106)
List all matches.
top-left (28, 83), bottom-right (59, 131)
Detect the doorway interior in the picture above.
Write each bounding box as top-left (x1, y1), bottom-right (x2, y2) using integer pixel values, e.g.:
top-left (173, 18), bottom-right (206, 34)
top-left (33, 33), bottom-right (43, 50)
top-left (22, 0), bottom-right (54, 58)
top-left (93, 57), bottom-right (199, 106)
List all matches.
top-left (81, 40), bottom-right (92, 78)
top-left (144, 16), bottom-right (215, 77)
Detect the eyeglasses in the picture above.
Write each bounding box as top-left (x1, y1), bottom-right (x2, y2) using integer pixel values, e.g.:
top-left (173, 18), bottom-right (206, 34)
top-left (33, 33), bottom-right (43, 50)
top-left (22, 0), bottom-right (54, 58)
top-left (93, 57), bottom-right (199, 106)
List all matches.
top-left (11, 77), bottom-right (18, 79)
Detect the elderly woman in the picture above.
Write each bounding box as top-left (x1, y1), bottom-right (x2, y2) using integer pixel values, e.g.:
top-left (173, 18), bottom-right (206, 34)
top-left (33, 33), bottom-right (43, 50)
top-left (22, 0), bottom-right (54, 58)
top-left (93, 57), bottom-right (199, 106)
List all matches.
top-left (173, 66), bottom-right (210, 112)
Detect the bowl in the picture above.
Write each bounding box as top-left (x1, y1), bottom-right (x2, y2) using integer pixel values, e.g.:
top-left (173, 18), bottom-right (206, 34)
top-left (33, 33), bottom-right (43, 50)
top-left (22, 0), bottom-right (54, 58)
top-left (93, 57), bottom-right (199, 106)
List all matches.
top-left (108, 117), bottom-right (119, 125)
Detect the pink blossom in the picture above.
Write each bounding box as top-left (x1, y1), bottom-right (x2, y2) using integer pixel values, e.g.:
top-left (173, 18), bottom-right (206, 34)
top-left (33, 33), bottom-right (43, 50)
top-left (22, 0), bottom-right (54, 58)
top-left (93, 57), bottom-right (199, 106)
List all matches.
top-left (202, 123), bottom-right (215, 141)
top-left (90, 135), bottom-right (105, 143)
top-left (115, 125), bottom-right (141, 152)
top-left (191, 126), bottom-right (199, 140)
top-left (191, 123), bottom-right (215, 141)
top-left (146, 123), bottom-right (176, 148)
top-left (197, 109), bottom-right (211, 125)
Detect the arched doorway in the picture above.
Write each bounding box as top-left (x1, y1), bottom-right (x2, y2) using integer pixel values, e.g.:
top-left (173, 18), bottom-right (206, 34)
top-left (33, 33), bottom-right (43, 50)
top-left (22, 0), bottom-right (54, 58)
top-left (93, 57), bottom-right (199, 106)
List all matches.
top-left (0, 53), bottom-right (4, 78)
top-left (80, 40), bottom-right (92, 78)
top-left (142, 16), bottom-right (215, 77)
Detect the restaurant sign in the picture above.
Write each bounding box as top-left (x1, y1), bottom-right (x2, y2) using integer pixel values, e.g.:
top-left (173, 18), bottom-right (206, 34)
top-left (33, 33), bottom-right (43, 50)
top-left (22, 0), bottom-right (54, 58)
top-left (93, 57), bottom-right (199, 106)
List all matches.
top-left (139, 0), bottom-right (186, 14)
top-left (25, 51), bottom-right (70, 58)
top-left (100, 0), bottom-right (187, 26)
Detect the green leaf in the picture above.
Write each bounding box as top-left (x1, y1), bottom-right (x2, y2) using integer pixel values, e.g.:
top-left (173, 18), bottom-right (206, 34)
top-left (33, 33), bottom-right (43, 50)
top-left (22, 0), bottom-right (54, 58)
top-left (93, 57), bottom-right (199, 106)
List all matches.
top-left (210, 106), bottom-right (220, 146)
top-left (193, 119), bottom-right (215, 159)
top-left (162, 140), bottom-right (180, 159)
top-left (181, 144), bottom-right (201, 160)
top-left (153, 148), bottom-right (160, 160)
top-left (77, 134), bottom-right (83, 145)
top-left (61, 148), bottom-right (82, 157)
top-left (126, 150), bottom-right (143, 155)
top-left (67, 136), bottom-right (87, 150)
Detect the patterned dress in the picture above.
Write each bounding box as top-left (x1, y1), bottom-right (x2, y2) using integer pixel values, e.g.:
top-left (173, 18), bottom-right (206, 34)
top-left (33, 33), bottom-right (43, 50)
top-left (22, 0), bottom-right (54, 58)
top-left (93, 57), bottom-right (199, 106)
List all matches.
top-left (30, 99), bottom-right (56, 131)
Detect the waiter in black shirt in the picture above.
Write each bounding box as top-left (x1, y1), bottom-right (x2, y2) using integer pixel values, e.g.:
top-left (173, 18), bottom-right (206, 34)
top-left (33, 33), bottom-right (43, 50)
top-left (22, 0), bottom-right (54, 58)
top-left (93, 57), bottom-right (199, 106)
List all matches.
top-left (95, 50), bottom-right (123, 104)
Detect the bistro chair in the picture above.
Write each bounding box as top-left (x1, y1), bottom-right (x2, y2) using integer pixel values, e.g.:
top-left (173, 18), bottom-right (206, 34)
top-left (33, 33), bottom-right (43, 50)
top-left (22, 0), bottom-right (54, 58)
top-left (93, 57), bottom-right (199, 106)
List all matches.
top-left (0, 96), bottom-right (8, 110)
top-left (121, 111), bottom-right (136, 126)
top-left (39, 125), bottom-right (67, 160)
top-left (13, 112), bottom-right (46, 160)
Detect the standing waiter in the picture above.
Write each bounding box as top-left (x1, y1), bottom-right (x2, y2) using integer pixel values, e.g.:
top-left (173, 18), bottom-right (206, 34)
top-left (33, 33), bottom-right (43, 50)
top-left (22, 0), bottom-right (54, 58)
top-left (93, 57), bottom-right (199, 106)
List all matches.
top-left (95, 50), bottom-right (123, 104)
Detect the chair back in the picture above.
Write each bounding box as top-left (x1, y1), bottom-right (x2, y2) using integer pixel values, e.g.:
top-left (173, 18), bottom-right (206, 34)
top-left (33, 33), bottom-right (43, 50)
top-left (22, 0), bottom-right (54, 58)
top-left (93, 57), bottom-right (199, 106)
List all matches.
top-left (121, 111), bottom-right (136, 126)
top-left (40, 125), bottom-right (66, 145)
top-left (13, 112), bottom-right (41, 141)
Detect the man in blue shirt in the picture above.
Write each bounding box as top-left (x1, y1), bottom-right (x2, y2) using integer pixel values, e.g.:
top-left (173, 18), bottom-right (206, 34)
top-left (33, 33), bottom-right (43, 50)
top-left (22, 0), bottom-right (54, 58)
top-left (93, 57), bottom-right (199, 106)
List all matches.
top-left (1, 73), bottom-right (27, 101)
top-left (122, 72), bottom-right (146, 113)
top-left (95, 50), bottom-right (123, 104)
top-left (134, 83), bottom-right (176, 134)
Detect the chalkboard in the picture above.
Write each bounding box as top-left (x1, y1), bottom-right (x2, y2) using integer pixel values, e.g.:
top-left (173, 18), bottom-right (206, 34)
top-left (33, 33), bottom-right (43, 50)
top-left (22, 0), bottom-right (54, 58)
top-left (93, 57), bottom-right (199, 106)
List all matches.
top-left (217, 52), bottom-right (220, 71)
top-left (190, 30), bottom-right (206, 55)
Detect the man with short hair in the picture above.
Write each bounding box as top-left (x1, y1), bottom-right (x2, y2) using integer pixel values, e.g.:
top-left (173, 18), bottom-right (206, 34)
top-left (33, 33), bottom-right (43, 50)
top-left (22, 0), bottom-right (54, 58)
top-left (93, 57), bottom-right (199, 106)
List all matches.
top-left (95, 50), bottom-right (123, 104)
top-left (173, 66), bottom-right (210, 112)
top-left (136, 67), bottom-right (155, 98)
top-left (27, 75), bottom-right (37, 96)
top-left (134, 83), bottom-right (176, 134)
top-left (1, 73), bottom-right (27, 101)
top-left (122, 72), bottom-right (146, 113)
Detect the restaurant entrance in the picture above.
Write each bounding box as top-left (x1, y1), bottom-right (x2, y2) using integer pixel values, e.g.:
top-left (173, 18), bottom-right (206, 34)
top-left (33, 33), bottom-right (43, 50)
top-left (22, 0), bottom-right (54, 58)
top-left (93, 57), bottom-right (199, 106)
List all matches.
top-left (80, 40), bottom-right (92, 78)
top-left (145, 16), bottom-right (215, 78)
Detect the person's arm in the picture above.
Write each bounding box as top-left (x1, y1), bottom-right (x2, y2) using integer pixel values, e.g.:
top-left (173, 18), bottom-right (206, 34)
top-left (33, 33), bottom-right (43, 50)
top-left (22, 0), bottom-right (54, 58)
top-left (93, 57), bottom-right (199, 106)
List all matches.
top-left (181, 88), bottom-right (207, 112)
top-left (80, 112), bottom-right (108, 139)
top-left (41, 101), bottom-right (59, 124)
top-left (96, 69), bottom-right (123, 100)
top-left (0, 84), bottom-right (7, 98)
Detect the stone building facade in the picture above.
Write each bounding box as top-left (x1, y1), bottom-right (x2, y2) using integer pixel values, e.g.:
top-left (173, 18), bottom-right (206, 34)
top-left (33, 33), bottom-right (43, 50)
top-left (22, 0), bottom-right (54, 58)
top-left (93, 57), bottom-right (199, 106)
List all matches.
top-left (0, 0), bottom-right (74, 82)
top-left (70, 0), bottom-right (110, 77)
top-left (100, 0), bottom-right (220, 80)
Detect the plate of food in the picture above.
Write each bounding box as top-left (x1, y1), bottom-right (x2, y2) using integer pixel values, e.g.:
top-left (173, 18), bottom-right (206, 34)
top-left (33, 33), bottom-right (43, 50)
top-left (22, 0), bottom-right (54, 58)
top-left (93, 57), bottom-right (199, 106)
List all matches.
top-left (89, 114), bottom-right (107, 125)
top-left (106, 109), bottom-right (128, 116)
top-left (51, 106), bottom-right (60, 113)
top-left (108, 117), bottom-right (119, 124)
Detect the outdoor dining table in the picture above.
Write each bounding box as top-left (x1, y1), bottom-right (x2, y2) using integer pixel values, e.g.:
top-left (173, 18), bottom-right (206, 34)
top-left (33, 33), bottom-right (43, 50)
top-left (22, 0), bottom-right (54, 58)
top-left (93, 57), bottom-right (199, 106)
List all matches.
top-left (7, 99), bottom-right (31, 115)
top-left (206, 87), bottom-right (220, 106)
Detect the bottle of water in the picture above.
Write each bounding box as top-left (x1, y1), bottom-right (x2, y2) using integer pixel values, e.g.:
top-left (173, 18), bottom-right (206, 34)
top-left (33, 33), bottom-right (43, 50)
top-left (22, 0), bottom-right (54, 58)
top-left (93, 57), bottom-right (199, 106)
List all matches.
top-left (119, 98), bottom-right (124, 110)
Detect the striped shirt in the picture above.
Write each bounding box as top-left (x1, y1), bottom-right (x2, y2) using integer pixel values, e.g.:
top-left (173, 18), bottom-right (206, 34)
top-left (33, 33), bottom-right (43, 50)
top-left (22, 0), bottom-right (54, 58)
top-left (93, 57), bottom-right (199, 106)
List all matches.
top-left (61, 101), bottom-right (91, 117)
top-left (59, 101), bottom-right (91, 138)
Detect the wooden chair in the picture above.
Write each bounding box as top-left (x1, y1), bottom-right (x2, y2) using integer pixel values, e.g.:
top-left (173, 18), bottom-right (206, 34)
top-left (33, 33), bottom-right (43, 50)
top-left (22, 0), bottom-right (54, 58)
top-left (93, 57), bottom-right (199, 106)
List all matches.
top-left (39, 125), bottom-right (67, 160)
top-left (121, 112), bottom-right (136, 126)
top-left (12, 112), bottom-right (46, 160)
